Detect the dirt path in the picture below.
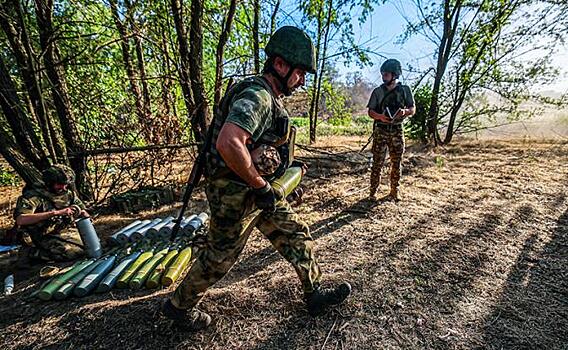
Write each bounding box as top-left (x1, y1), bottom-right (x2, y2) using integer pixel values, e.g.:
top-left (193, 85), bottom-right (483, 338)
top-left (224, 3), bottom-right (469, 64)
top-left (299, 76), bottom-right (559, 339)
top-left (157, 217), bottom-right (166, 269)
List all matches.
top-left (0, 138), bottom-right (566, 350)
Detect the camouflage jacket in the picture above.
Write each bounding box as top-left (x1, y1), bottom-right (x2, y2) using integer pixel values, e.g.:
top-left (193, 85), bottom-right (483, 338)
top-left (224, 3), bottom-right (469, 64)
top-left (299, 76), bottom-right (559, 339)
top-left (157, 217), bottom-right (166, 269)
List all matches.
top-left (14, 185), bottom-right (85, 237)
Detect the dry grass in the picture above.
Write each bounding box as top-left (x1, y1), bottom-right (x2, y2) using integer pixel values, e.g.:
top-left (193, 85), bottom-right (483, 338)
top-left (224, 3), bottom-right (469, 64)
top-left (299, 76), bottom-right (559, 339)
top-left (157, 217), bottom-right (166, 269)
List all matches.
top-left (0, 137), bottom-right (566, 350)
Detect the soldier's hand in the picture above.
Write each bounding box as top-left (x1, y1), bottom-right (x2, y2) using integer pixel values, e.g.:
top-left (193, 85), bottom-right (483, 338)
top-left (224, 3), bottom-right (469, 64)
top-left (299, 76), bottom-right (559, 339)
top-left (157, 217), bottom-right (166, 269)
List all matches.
top-left (253, 182), bottom-right (277, 212)
top-left (291, 160), bottom-right (308, 176)
top-left (393, 108), bottom-right (406, 121)
top-left (376, 114), bottom-right (391, 123)
top-left (56, 207), bottom-right (75, 217)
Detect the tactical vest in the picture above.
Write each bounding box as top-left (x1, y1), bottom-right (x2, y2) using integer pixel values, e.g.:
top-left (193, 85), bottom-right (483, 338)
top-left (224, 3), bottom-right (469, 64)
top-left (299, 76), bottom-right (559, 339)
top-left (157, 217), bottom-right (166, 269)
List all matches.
top-left (374, 83), bottom-right (410, 126)
top-left (206, 76), bottom-right (290, 180)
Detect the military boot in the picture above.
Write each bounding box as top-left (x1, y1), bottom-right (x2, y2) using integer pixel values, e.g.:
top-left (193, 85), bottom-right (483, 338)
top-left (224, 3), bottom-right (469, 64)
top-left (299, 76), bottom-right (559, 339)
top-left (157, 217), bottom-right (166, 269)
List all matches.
top-left (389, 186), bottom-right (401, 201)
top-left (305, 282), bottom-right (352, 316)
top-left (161, 299), bottom-right (211, 331)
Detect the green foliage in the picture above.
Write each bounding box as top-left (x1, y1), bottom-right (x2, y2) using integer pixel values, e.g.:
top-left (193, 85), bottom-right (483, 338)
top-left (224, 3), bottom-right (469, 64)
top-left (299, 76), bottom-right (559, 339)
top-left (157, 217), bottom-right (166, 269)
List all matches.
top-left (0, 165), bottom-right (20, 186)
top-left (291, 117), bottom-right (310, 128)
top-left (321, 77), bottom-right (352, 121)
top-left (294, 114), bottom-right (373, 143)
top-left (399, 0), bottom-right (567, 143)
top-left (404, 85), bottom-right (432, 141)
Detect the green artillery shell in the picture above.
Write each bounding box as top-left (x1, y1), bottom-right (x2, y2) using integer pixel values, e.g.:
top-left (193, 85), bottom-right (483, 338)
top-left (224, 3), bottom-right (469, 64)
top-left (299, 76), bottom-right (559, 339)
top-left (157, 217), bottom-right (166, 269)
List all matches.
top-left (129, 248), bottom-right (168, 289)
top-left (53, 259), bottom-right (103, 300)
top-left (162, 247), bottom-right (192, 286)
top-left (116, 251), bottom-right (154, 288)
top-left (146, 249), bottom-right (179, 289)
top-left (37, 260), bottom-right (93, 301)
top-left (272, 166), bottom-right (302, 199)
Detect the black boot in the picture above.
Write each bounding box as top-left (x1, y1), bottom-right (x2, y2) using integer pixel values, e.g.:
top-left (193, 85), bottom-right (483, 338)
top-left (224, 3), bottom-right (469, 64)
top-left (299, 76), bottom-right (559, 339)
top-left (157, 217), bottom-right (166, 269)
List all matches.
top-left (161, 299), bottom-right (211, 331)
top-left (305, 282), bottom-right (352, 316)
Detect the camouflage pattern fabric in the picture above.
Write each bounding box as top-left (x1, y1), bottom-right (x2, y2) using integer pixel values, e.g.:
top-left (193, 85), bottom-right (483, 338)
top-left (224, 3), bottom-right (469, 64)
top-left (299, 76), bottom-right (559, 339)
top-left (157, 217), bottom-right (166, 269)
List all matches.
top-left (251, 144), bottom-right (281, 175)
top-left (14, 186), bottom-right (86, 262)
top-left (370, 128), bottom-right (405, 195)
top-left (171, 178), bottom-right (322, 309)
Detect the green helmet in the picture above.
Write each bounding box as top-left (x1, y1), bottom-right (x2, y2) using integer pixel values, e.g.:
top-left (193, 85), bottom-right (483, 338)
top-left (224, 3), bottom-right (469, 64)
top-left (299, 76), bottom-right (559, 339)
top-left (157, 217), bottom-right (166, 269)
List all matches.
top-left (42, 164), bottom-right (75, 186)
top-left (380, 59), bottom-right (402, 78)
top-left (265, 26), bottom-right (316, 74)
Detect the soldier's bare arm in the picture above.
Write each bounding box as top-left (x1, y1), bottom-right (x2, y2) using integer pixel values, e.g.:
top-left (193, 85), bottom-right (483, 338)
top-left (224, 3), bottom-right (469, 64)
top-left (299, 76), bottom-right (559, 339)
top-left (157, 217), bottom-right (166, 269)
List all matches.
top-left (15, 207), bottom-right (75, 226)
top-left (217, 122), bottom-right (266, 189)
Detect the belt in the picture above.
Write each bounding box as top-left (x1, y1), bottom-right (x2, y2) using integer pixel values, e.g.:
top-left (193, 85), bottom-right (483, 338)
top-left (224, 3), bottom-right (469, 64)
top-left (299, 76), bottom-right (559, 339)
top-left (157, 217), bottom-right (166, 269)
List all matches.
top-left (374, 122), bottom-right (402, 132)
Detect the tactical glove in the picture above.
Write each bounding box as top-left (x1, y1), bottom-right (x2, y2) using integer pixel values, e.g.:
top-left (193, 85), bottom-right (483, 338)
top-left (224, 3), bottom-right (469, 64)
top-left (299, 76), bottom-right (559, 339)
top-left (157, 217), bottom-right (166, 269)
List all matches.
top-left (291, 160), bottom-right (308, 174)
top-left (253, 182), bottom-right (277, 212)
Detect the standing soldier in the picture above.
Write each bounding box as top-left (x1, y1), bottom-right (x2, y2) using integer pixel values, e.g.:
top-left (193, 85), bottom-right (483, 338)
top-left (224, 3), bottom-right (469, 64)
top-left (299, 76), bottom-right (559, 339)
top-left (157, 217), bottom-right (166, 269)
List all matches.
top-left (13, 165), bottom-right (90, 262)
top-left (161, 26), bottom-right (351, 331)
top-left (367, 59), bottom-right (415, 200)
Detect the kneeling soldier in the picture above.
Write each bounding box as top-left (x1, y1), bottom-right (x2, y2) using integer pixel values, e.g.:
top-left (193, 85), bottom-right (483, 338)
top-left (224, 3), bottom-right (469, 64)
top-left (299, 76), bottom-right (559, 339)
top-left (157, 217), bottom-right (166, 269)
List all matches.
top-left (14, 165), bottom-right (90, 262)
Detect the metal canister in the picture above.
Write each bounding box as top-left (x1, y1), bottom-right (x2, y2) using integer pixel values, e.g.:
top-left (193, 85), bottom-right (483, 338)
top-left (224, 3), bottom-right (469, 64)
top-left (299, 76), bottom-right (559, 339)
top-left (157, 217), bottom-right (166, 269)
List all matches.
top-left (76, 217), bottom-right (102, 258)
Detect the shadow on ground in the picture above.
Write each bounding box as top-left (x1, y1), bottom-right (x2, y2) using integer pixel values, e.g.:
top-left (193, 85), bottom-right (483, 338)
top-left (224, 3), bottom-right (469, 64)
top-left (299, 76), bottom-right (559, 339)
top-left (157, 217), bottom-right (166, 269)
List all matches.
top-left (482, 207), bottom-right (568, 349)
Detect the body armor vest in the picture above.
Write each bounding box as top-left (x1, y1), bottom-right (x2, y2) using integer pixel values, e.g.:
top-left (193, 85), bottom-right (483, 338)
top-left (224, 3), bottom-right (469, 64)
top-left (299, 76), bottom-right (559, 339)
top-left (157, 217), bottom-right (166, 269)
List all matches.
top-left (374, 83), bottom-right (409, 127)
top-left (206, 76), bottom-right (290, 180)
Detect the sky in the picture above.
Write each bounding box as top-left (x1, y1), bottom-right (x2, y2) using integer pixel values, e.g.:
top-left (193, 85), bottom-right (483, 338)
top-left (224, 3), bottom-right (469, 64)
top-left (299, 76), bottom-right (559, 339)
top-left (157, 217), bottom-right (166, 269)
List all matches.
top-left (277, 1), bottom-right (568, 93)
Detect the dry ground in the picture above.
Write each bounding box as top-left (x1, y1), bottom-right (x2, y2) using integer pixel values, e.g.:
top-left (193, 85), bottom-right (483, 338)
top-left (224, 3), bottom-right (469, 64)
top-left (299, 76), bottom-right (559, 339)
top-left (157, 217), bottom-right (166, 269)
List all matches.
top-left (0, 137), bottom-right (566, 350)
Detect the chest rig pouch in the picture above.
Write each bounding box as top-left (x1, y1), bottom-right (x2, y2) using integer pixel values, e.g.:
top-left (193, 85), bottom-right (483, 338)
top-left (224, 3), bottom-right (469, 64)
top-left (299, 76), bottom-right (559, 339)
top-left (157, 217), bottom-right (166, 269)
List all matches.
top-left (206, 76), bottom-right (292, 182)
top-left (374, 84), bottom-right (408, 128)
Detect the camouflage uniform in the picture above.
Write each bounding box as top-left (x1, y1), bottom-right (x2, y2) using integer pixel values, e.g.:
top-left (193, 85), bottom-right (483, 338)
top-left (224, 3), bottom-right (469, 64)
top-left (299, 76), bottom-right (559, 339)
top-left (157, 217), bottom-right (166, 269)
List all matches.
top-left (367, 82), bottom-right (415, 196)
top-left (171, 77), bottom-right (322, 310)
top-left (14, 186), bottom-right (86, 262)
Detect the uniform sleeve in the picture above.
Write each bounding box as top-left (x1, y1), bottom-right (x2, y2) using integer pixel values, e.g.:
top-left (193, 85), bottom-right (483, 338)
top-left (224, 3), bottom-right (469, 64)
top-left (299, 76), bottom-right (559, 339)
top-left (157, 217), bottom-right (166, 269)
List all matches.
top-left (13, 195), bottom-right (41, 219)
top-left (366, 88), bottom-right (381, 111)
top-left (225, 87), bottom-right (274, 142)
top-left (403, 86), bottom-right (415, 108)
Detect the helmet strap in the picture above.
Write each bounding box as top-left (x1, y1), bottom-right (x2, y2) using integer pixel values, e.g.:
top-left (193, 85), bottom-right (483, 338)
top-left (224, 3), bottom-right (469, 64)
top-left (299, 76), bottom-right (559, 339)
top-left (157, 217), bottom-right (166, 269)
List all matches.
top-left (383, 74), bottom-right (397, 87)
top-left (266, 58), bottom-right (295, 96)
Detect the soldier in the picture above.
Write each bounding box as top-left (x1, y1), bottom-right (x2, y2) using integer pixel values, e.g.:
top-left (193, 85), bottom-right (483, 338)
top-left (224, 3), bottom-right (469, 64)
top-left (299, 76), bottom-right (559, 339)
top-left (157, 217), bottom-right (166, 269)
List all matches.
top-left (13, 165), bottom-right (90, 262)
top-left (161, 26), bottom-right (351, 330)
top-left (367, 59), bottom-right (416, 200)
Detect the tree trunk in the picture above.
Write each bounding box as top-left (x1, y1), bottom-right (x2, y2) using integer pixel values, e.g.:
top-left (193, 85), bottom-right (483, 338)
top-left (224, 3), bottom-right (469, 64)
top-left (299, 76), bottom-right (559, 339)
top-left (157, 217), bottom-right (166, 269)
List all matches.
top-left (270, 0), bottom-right (281, 35)
top-left (109, 0), bottom-right (147, 133)
top-left (253, 0), bottom-right (260, 74)
top-left (126, 0), bottom-right (153, 141)
top-left (171, 0), bottom-right (200, 141)
top-left (0, 127), bottom-right (43, 186)
top-left (35, 0), bottom-right (92, 200)
top-left (0, 0), bottom-right (55, 162)
top-left (426, 0), bottom-right (461, 145)
top-left (189, 0), bottom-right (209, 141)
top-left (308, 2), bottom-right (324, 144)
top-left (0, 57), bottom-right (49, 171)
top-left (214, 0), bottom-right (238, 110)
top-left (312, 0), bottom-right (333, 141)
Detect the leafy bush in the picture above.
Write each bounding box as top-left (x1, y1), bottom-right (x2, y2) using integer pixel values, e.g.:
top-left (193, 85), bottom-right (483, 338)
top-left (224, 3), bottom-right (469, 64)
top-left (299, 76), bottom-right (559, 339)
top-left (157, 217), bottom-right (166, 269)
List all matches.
top-left (404, 85), bottom-right (432, 142)
top-left (0, 165), bottom-right (20, 186)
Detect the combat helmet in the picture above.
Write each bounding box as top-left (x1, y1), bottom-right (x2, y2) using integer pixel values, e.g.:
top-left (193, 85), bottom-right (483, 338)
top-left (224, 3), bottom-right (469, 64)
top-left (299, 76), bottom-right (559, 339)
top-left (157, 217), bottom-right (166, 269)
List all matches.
top-left (42, 164), bottom-right (75, 187)
top-left (265, 26), bottom-right (316, 74)
top-left (380, 59), bottom-right (402, 78)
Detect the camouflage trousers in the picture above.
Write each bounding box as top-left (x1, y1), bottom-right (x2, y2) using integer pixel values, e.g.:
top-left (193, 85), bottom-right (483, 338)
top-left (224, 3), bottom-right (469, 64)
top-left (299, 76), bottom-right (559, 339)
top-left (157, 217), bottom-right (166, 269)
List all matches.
top-left (370, 127), bottom-right (405, 195)
top-left (171, 178), bottom-right (322, 309)
top-left (29, 227), bottom-right (85, 262)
